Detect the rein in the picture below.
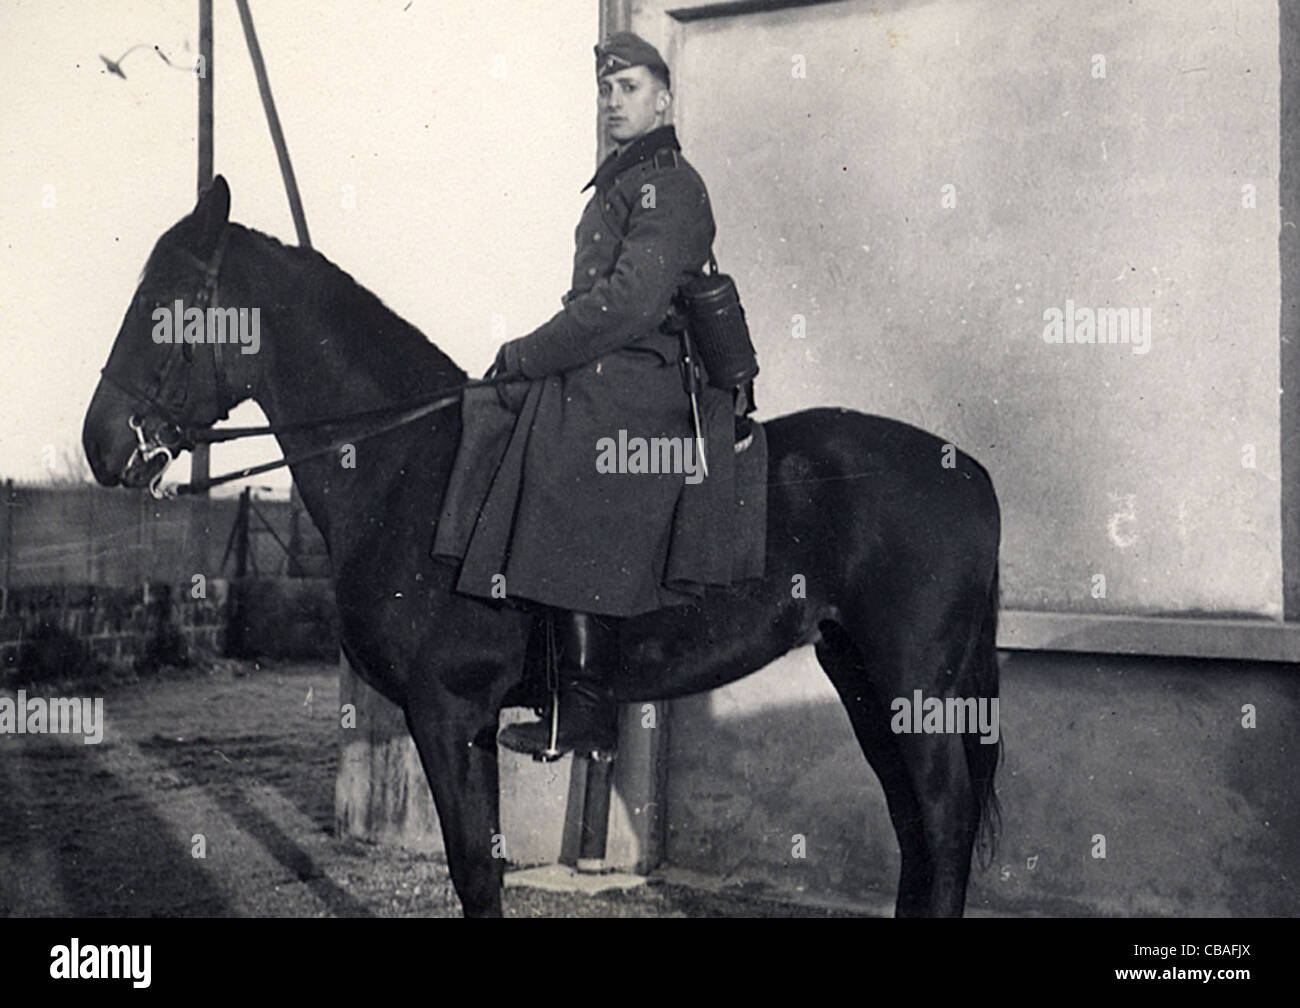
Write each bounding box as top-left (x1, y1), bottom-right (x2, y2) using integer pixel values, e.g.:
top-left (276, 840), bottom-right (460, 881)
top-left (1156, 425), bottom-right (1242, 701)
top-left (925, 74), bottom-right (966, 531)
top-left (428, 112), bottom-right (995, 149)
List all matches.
top-left (101, 224), bottom-right (519, 498)
top-left (173, 379), bottom-right (509, 496)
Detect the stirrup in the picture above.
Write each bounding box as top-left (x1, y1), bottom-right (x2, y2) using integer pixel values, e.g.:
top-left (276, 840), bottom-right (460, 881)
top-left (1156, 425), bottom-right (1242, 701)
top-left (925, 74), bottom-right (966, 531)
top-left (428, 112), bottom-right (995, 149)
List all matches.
top-left (537, 696), bottom-right (563, 762)
top-left (496, 721), bottom-right (617, 762)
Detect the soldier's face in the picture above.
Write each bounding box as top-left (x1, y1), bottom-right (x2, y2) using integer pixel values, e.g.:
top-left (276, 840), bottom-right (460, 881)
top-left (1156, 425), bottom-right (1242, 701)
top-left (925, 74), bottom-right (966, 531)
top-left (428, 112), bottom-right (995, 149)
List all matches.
top-left (599, 67), bottom-right (668, 144)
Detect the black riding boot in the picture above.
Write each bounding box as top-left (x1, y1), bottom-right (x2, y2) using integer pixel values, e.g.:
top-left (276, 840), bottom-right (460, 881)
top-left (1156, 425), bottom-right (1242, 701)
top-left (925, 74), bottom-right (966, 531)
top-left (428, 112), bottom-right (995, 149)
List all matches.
top-left (497, 611), bottom-right (620, 760)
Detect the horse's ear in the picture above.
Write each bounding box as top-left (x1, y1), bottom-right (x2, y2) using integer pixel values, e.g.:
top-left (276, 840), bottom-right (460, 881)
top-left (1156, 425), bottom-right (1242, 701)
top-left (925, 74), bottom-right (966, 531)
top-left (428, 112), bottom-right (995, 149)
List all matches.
top-left (192, 175), bottom-right (231, 249)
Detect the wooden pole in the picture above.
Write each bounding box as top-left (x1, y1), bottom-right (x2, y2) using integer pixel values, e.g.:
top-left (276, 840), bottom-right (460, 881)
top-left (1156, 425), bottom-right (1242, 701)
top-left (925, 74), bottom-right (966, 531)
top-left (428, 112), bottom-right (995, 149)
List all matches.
top-left (235, 0), bottom-right (309, 521)
top-left (197, 0), bottom-right (214, 206)
top-left (191, 0), bottom-right (215, 494)
top-left (577, 753), bottom-right (615, 871)
top-left (1, 480), bottom-right (13, 617)
top-left (235, 487), bottom-right (251, 579)
top-left (234, 0), bottom-right (311, 248)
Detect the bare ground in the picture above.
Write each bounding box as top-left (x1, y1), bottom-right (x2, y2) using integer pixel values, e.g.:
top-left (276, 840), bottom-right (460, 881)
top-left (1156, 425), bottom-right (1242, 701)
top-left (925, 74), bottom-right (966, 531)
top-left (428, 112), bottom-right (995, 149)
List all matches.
top-left (0, 660), bottom-right (867, 918)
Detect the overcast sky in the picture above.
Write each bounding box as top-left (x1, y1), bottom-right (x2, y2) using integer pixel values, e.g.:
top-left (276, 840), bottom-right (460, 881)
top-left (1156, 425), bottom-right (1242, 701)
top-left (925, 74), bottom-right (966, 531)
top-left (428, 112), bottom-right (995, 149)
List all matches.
top-left (1, 0), bottom-right (598, 493)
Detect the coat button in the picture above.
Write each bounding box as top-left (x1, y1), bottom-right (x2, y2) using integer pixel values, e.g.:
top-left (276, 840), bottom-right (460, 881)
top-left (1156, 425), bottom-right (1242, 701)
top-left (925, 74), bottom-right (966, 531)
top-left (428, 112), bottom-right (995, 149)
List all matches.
top-left (586, 266), bottom-right (598, 277)
top-left (592, 231), bottom-right (602, 241)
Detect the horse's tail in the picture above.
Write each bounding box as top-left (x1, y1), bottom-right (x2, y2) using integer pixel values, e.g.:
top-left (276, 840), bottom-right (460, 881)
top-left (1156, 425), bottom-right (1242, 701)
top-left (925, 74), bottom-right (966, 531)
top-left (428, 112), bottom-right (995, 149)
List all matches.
top-left (962, 559), bottom-right (1001, 867)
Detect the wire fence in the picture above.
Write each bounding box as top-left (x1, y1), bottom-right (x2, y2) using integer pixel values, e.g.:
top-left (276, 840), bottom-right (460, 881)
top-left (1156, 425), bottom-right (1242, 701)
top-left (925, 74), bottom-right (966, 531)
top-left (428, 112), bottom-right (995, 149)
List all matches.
top-left (0, 481), bottom-right (325, 609)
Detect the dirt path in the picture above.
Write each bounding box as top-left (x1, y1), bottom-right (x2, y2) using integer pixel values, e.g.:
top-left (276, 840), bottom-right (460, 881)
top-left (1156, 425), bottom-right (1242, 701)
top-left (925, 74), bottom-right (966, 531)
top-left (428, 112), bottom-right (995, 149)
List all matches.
top-left (0, 662), bottom-right (864, 917)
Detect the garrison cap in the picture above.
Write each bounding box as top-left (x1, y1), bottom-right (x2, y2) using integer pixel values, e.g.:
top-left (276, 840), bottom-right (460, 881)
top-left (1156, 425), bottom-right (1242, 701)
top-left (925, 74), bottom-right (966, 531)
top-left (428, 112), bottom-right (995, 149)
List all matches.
top-left (595, 32), bottom-right (670, 89)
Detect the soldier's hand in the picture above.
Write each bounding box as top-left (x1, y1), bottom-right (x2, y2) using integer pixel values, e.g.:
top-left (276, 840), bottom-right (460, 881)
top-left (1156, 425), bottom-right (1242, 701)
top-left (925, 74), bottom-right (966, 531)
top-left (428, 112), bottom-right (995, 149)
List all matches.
top-left (485, 340), bottom-right (524, 380)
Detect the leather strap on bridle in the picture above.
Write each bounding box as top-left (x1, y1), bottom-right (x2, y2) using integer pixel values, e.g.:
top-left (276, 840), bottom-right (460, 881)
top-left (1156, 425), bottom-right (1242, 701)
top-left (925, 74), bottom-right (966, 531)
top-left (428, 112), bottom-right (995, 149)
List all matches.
top-left (189, 226), bottom-right (232, 416)
top-left (99, 225), bottom-right (232, 435)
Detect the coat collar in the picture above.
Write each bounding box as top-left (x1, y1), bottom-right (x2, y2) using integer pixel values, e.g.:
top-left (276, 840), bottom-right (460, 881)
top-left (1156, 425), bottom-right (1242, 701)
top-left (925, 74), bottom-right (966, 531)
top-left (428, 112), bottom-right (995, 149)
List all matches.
top-left (582, 125), bottom-right (681, 193)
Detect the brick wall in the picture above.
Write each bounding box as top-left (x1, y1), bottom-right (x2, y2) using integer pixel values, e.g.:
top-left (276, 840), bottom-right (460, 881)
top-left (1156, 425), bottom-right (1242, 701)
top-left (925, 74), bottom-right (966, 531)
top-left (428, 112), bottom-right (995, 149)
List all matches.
top-left (0, 580), bottom-right (229, 682)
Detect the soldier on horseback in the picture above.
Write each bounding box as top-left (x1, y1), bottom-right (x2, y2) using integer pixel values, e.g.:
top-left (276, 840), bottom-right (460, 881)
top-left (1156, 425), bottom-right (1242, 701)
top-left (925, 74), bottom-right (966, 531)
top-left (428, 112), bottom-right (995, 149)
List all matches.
top-left (84, 63), bottom-right (998, 913)
top-left (433, 32), bottom-right (757, 760)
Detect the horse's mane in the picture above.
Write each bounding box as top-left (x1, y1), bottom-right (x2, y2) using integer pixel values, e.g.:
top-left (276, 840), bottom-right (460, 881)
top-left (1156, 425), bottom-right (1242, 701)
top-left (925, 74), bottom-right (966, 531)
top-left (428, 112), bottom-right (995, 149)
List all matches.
top-left (237, 225), bottom-right (467, 396)
top-left (143, 219), bottom-right (467, 398)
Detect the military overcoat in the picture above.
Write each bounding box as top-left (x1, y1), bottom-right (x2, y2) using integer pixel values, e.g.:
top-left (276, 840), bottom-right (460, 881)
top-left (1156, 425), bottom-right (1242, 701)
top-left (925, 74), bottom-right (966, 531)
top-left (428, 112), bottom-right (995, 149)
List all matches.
top-left (433, 125), bottom-right (747, 616)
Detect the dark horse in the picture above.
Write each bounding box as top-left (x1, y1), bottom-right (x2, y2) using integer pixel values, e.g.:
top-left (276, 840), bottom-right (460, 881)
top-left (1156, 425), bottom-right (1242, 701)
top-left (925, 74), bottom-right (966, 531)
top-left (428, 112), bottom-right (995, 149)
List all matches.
top-left (83, 178), bottom-right (1001, 917)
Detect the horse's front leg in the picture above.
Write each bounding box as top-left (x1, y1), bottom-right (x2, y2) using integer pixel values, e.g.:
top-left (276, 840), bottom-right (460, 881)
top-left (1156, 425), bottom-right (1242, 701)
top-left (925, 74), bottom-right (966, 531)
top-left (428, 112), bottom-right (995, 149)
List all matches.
top-left (403, 679), bottom-right (505, 917)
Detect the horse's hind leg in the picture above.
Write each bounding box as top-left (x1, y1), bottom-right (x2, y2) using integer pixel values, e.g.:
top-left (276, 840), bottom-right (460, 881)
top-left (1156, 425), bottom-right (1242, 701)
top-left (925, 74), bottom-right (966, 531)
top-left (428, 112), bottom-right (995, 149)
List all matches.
top-left (403, 678), bottom-right (506, 918)
top-left (815, 624), bottom-right (933, 916)
top-left (890, 726), bottom-right (978, 916)
top-left (815, 621), bottom-right (978, 917)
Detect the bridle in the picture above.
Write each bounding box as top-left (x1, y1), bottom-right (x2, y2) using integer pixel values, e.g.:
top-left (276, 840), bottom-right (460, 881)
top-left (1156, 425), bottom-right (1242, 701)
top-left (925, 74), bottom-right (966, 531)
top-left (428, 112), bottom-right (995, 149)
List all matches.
top-left (99, 226), bottom-right (233, 497)
top-left (97, 225), bottom-right (513, 499)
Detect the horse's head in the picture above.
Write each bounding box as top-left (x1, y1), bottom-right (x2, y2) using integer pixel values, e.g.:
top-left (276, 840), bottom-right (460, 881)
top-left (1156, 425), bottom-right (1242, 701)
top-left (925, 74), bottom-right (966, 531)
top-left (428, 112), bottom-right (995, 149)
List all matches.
top-left (83, 175), bottom-right (258, 494)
